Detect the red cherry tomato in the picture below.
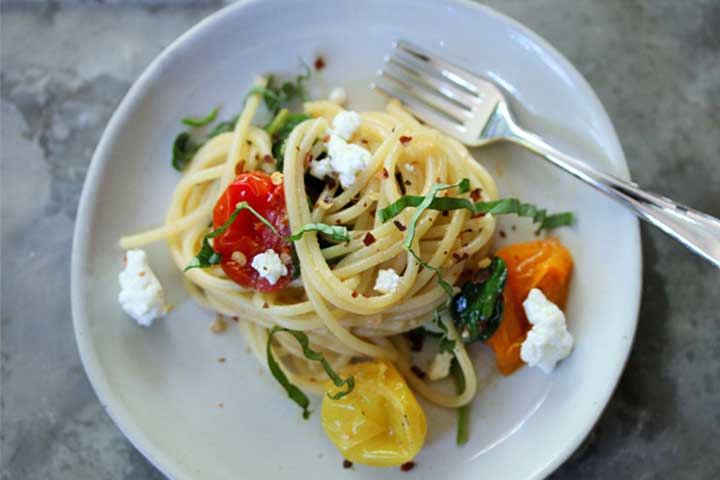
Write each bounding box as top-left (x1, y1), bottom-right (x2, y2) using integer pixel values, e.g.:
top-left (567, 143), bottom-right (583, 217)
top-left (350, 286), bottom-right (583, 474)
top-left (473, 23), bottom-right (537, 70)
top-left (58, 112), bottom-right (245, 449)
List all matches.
top-left (212, 171), bottom-right (294, 292)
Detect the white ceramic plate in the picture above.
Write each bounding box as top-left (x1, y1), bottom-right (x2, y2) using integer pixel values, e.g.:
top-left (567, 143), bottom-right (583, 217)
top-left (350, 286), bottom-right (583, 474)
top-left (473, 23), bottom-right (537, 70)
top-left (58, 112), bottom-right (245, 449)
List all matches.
top-left (71, 1), bottom-right (642, 478)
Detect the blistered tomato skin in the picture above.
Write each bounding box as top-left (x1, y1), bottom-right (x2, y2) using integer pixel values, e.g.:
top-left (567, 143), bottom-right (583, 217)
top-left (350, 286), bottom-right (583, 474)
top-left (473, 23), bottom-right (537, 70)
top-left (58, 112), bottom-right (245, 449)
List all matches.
top-left (212, 171), bottom-right (294, 292)
top-left (321, 360), bottom-right (427, 467)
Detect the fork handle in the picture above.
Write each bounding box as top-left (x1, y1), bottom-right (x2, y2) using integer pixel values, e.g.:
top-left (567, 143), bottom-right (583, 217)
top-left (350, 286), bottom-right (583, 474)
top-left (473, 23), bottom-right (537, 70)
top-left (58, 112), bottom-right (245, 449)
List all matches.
top-left (505, 125), bottom-right (720, 269)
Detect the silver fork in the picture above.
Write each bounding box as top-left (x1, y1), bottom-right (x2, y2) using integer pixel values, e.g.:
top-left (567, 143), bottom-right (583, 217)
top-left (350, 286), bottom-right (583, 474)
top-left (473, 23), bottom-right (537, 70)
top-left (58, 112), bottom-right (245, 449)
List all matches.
top-left (372, 40), bottom-right (720, 269)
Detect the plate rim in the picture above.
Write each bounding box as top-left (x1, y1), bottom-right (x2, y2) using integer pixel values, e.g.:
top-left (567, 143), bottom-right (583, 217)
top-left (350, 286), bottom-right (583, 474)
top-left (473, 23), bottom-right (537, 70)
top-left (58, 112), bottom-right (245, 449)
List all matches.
top-left (70, 1), bottom-right (643, 478)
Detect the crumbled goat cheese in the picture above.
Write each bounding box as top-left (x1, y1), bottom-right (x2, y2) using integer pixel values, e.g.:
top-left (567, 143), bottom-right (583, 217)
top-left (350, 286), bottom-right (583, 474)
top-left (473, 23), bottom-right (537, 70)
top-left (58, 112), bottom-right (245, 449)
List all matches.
top-left (118, 249), bottom-right (167, 327)
top-left (331, 110), bottom-right (361, 140)
top-left (374, 268), bottom-right (401, 294)
top-left (520, 288), bottom-right (574, 373)
top-left (309, 157), bottom-right (333, 179)
top-left (251, 249), bottom-right (288, 285)
top-left (327, 135), bottom-right (371, 188)
top-left (328, 87), bottom-right (348, 106)
top-left (427, 351), bottom-right (454, 380)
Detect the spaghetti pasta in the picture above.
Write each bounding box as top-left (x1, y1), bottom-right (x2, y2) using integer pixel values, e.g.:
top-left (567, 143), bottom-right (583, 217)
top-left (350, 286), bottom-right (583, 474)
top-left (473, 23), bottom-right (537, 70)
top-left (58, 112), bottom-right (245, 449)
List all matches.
top-left (120, 77), bottom-right (500, 407)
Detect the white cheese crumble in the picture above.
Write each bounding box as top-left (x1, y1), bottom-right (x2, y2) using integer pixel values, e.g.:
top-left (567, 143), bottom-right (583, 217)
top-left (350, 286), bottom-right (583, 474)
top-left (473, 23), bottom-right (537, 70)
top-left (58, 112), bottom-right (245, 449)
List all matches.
top-left (328, 87), bottom-right (348, 106)
top-left (331, 110), bottom-right (361, 140)
top-left (118, 249), bottom-right (167, 327)
top-left (520, 288), bottom-right (574, 373)
top-left (427, 351), bottom-right (454, 381)
top-left (327, 135), bottom-right (371, 188)
top-left (251, 249), bottom-right (288, 286)
top-left (374, 268), bottom-right (401, 294)
top-left (309, 157), bottom-right (332, 179)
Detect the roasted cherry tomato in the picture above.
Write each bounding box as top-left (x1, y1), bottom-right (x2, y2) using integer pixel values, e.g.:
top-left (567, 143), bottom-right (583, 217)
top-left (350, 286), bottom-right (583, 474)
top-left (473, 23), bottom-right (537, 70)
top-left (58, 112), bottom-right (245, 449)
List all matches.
top-left (212, 171), bottom-right (294, 292)
top-left (488, 238), bottom-right (573, 374)
top-left (321, 360), bottom-right (427, 467)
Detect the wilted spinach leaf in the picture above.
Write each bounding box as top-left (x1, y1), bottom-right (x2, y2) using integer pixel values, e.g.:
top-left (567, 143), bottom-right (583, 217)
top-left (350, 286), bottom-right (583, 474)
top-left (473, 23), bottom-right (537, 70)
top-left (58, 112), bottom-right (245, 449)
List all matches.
top-left (450, 257), bottom-right (508, 343)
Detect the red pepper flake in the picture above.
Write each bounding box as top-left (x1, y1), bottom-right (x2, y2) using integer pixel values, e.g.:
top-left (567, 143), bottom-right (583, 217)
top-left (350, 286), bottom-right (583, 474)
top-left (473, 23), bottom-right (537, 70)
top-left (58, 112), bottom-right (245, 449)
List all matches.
top-left (138, 271), bottom-right (145, 277)
top-left (363, 232), bottom-right (376, 246)
top-left (235, 160), bottom-right (246, 174)
top-left (336, 219), bottom-right (342, 225)
top-left (323, 134), bottom-right (330, 143)
top-left (376, 167), bottom-right (389, 179)
top-left (472, 212), bottom-right (486, 219)
top-left (262, 302), bottom-right (269, 309)
top-left (400, 462), bottom-right (415, 472)
top-left (393, 220), bottom-right (407, 232)
top-left (452, 252), bottom-right (469, 261)
top-left (304, 152), bottom-right (313, 167)
top-left (361, 139), bottom-right (368, 144)
top-left (218, 357), bottom-right (226, 363)
top-left (499, 229), bottom-right (507, 238)
top-left (470, 188), bottom-right (482, 202)
top-left (342, 460), bottom-right (353, 469)
top-left (351, 291), bottom-right (359, 298)
top-left (410, 365), bottom-right (426, 379)
top-left (369, 208), bottom-right (376, 217)
top-left (399, 135), bottom-right (413, 146)
top-left (314, 56), bottom-right (326, 70)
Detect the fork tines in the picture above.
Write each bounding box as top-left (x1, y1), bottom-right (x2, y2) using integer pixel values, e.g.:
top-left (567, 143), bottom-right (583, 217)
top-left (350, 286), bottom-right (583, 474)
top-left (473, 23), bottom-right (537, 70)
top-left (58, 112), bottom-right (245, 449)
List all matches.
top-left (373, 40), bottom-right (497, 136)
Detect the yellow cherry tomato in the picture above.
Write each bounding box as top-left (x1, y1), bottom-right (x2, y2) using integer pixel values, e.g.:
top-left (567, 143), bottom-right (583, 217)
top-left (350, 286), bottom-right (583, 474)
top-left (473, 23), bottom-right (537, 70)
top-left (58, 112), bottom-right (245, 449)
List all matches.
top-left (321, 359), bottom-right (427, 467)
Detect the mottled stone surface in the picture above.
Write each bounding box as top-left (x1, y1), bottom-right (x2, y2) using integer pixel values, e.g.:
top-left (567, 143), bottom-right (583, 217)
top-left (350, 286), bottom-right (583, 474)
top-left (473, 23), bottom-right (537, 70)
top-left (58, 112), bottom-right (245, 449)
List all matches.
top-left (1, 1), bottom-right (718, 479)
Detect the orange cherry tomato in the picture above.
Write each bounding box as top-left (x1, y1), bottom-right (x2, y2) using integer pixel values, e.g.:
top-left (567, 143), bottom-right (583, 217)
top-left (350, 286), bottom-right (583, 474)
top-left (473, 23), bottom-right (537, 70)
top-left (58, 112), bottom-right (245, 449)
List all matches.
top-left (488, 238), bottom-right (573, 375)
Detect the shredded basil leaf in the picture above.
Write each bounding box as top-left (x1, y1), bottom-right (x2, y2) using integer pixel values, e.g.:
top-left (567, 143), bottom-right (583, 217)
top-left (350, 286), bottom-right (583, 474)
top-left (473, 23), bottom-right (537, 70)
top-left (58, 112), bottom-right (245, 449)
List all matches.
top-left (268, 112), bottom-right (310, 171)
top-left (184, 237), bottom-right (221, 270)
top-left (181, 107), bottom-right (219, 127)
top-left (380, 189), bottom-right (573, 231)
top-left (287, 223), bottom-right (349, 242)
top-left (171, 132), bottom-right (201, 171)
top-left (208, 115), bottom-right (239, 138)
top-left (186, 202), bottom-right (348, 271)
top-left (450, 257), bottom-right (508, 343)
top-left (400, 178), bottom-right (469, 297)
top-left (184, 201), bottom-right (252, 270)
top-left (409, 249), bottom-right (454, 298)
top-left (248, 62), bottom-right (311, 114)
top-left (450, 359), bottom-right (470, 445)
top-left (266, 327), bottom-right (355, 419)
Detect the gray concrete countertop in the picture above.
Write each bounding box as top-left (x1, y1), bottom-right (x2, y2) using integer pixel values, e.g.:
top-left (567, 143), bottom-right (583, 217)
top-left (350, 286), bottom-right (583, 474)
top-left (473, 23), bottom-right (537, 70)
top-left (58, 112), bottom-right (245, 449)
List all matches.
top-left (1, 1), bottom-right (719, 479)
